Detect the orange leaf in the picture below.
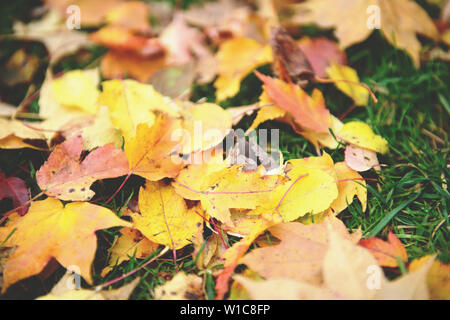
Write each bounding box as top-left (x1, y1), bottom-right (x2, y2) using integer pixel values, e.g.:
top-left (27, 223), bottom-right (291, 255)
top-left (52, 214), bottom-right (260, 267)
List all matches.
top-left (0, 198), bottom-right (131, 292)
top-left (36, 135), bottom-right (129, 201)
top-left (359, 231), bottom-right (408, 267)
top-left (254, 71), bottom-right (331, 133)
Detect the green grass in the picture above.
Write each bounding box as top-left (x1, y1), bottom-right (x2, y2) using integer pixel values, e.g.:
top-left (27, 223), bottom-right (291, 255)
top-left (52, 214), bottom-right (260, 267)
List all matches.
top-left (0, 1), bottom-right (449, 300)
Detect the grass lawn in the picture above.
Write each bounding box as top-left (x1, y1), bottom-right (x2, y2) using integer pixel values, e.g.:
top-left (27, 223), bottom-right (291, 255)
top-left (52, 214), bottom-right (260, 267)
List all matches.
top-left (0, 0), bottom-right (448, 299)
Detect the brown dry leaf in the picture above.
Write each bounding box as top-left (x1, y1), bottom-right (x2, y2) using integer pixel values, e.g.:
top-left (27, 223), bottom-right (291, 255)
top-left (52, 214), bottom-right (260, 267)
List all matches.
top-left (154, 272), bottom-right (204, 300)
top-left (290, 0), bottom-right (439, 66)
top-left (270, 25), bottom-right (315, 85)
top-left (36, 135), bottom-right (129, 201)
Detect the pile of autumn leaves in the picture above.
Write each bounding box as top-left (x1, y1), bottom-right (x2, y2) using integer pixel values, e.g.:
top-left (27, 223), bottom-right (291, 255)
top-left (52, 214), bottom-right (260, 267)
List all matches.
top-left (0, 0), bottom-right (449, 300)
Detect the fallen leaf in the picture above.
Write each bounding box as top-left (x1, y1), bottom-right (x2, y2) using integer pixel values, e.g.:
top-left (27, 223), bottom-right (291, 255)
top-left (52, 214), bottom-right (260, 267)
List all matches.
top-left (270, 25), bottom-right (315, 85)
top-left (215, 37), bottom-right (272, 101)
top-left (0, 118), bottom-right (46, 150)
top-left (36, 274), bottom-right (140, 300)
top-left (51, 69), bottom-right (100, 114)
top-left (105, 1), bottom-right (151, 32)
top-left (344, 144), bottom-right (380, 172)
top-left (125, 116), bottom-right (185, 181)
top-left (90, 26), bottom-right (163, 56)
top-left (330, 161), bottom-right (367, 214)
top-left (242, 216), bottom-right (358, 285)
top-left (13, 10), bottom-right (91, 64)
top-left (36, 135), bottom-right (129, 201)
top-left (298, 37), bottom-right (347, 78)
top-left (102, 227), bottom-right (159, 276)
top-left (81, 106), bottom-right (123, 151)
top-left (409, 255), bottom-right (450, 300)
top-left (44, 0), bottom-right (125, 26)
top-left (323, 226), bottom-right (384, 299)
top-left (131, 181), bottom-right (202, 249)
top-left (249, 159), bottom-right (338, 222)
top-left (174, 165), bottom-right (283, 225)
top-left (234, 276), bottom-right (336, 300)
top-left (0, 198), bottom-right (130, 292)
top-left (291, 0), bottom-right (439, 66)
top-left (338, 121), bottom-right (389, 154)
top-left (178, 101), bottom-right (232, 154)
top-left (154, 272), bottom-right (204, 300)
top-left (326, 62), bottom-right (369, 106)
top-left (359, 232), bottom-right (408, 268)
top-left (160, 12), bottom-right (211, 66)
top-left (375, 255), bottom-right (435, 299)
top-left (100, 50), bottom-right (167, 82)
top-left (255, 71), bottom-right (331, 133)
top-left (98, 79), bottom-right (179, 141)
top-left (0, 172), bottom-right (29, 216)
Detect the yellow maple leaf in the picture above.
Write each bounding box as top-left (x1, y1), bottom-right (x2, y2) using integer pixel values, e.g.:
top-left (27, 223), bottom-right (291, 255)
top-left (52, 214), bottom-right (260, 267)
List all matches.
top-left (131, 181), bottom-right (202, 249)
top-left (174, 165), bottom-right (284, 225)
top-left (215, 37), bottom-right (272, 101)
top-left (0, 198), bottom-right (131, 292)
top-left (330, 161), bottom-right (367, 214)
top-left (98, 79), bottom-right (179, 141)
top-left (249, 160), bottom-right (338, 222)
top-left (125, 116), bottom-right (185, 181)
top-left (337, 121), bottom-right (389, 154)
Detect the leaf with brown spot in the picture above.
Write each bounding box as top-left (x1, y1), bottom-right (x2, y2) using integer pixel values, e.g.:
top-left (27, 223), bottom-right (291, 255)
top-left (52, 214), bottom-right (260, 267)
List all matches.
top-left (36, 135), bottom-right (129, 201)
